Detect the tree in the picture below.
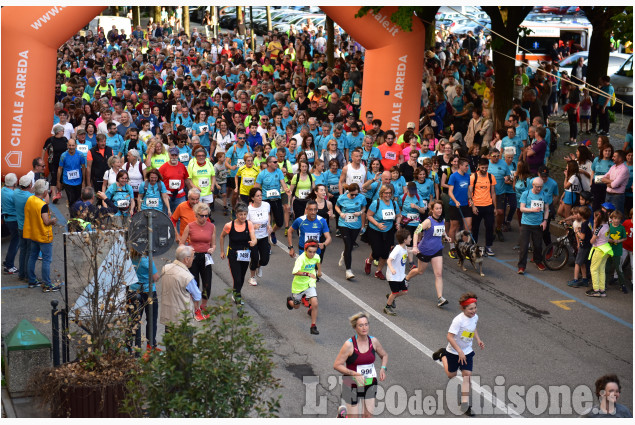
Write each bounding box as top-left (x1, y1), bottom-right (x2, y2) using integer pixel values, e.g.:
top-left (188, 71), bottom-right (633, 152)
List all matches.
top-left (266, 6), bottom-right (272, 32)
top-left (581, 6), bottom-right (628, 88)
top-left (610, 6), bottom-right (633, 45)
top-left (183, 6), bottom-right (190, 36)
top-left (357, 6), bottom-right (440, 50)
top-left (132, 6), bottom-right (140, 27)
top-left (326, 17), bottom-right (335, 69)
top-left (153, 6), bottom-right (161, 26)
top-left (236, 6), bottom-right (245, 36)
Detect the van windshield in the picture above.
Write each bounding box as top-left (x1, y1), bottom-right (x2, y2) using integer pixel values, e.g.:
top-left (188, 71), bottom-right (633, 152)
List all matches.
top-left (617, 56), bottom-right (633, 77)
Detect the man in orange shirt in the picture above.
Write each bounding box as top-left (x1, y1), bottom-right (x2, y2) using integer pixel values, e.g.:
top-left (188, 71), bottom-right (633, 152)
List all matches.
top-left (171, 188), bottom-right (200, 243)
top-left (378, 130), bottom-right (402, 171)
top-left (467, 158), bottom-right (497, 256)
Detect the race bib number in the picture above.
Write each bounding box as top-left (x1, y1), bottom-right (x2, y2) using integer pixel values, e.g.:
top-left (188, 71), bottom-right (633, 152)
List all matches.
top-left (441, 165), bottom-right (449, 172)
top-left (179, 152), bottom-right (190, 162)
top-left (531, 200), bottom-right (544, 210)
top-left (237, 159), bottom-right (245, 168)
top-left (66, 169), bottom-right (80, 180)
top-left (145, 198), bottom-right (159, 208)
top-left (169, 179), bottom-right (181, 190)
top-left (356, 363), bottom-right (377, 385)
top-left (344, 213), bottom-right (357, 223)
top-left (407, 213), bottom-right (419, 221)
top-left (243, 177), bottom-right (255, 186)
top-left (460, 330), bottom-right (475, 342)
top-left (329, 184), bottom-right (339, 193)
top-left (433, 225), bottom-right (445, 237)
top-left (186, 128), bottom-right (192, 136)
top-left (116, 199), bottom-right (130, 208)
top-left (571, 184), bottom-right (580, 192)
top-left (385, 151), bottom-right (396, 160)
top-left (351, 174), bottom-right (362, 183)
top-left (130, 182), bottom-right (140, 191)
top-left (381, 209), bottom-right (395, 220)
top-left (506, 146), bottom-right (517, 155)
top-left (200, 125), bottom-right (208, 133)
top-left (298, 189), bottom-right (310, 199)
top-left (421, 200), bottom-right (428, 210)
top-left (172, 105), bottom-right (177, 112)
top-left (305, 150), bottom-right (314, 159)
top-left (417, 156), bottom-right (425, 166)
top-left (199, 177), bottom-right (210, 188)
top-left (304, 232), bottom-right (320, 244)
top-left (266, 189), bottom-right (280, 198)
top-left (594, 174), bottom-right (605, 184)
top-left (236, 250), bottom-right (251, 262)
top-left (352, 97), bottom-right (360, 106)
top-left (77, 145), bottom-right (89, 154)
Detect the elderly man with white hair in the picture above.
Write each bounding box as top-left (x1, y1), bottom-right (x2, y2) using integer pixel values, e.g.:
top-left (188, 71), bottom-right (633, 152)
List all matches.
top-left (23, 179), bottom-right (59, 292)
top-left (160, 245), bottom-right (203, 329)
top-left (517, 177), bottom-right (550, 275)
top-left (2, 174), bottom-right (20, 274)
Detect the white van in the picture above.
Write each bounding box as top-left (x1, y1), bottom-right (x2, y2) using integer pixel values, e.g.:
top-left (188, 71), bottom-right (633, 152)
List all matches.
top-left (611, 54), bottom-right (633, 112)
top-left (87, 16), bottom-right (133, 38)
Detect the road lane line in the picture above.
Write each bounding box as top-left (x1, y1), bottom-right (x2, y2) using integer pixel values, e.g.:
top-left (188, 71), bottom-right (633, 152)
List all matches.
top-left (275, 243), bottom-right (522, 418)
top-left (489, 257), bottom-right (632, 329)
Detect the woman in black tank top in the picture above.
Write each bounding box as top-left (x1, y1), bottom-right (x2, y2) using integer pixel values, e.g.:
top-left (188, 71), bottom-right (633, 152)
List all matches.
top-left (309, 184), bottom-right (333, 262)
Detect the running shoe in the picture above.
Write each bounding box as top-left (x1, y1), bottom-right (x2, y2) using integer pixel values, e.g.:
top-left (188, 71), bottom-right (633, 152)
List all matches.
top-left (359, 227), bottom-right (366, 236)
top-left (28, 280), bottom-right (43, 288)
top-left (383, 306), bottom-right (396, 316)
top-left (517, 267), bottom-right (525, 275)
top-left (545, 246), bottom-right (554, 261)
top-left (42, 283), bottom-right (61, 292)
top-left (374, 270), bottom-right (386, 280)
top-left (232, 294), bottom-right (245, 305)
top-left (257, 267), bottom-right (263, 278)
top-left (364, 258), bottom-right (371, 275)
top-left (3, 266), bottom-right (18, 274)
top-left (52, 192), bottom-right (61, 204)
top-left (621, 285), bottom-right (629, 294)
top-left (249, 277), bottom-right (258, 286)
top-left (301, 294), bottom-right (310, 307)
top-left (345, 269), bottom-right (355, 280)
top-left (495, 228), bottom-right (504, 242)
top-left (335, 229), bottom-right (342, 237)
top-left (310, 325), bottom-right (319, 335)
top-left (485, 247), bottom-right (495, 257)
top-left (284, 227), bottom-right (289, 237)
top-left (336, 405), bottom-right (348, 418)
top-left (410, 264), bottom-right (417, 272)
top-left (579, 278), bottom-right (590, 287)
top-left (339, 251), bottom-right (344, 267)
top-left (448, 248), bottom-right (458, 259)
top-left (599, 291), bottom-right (607, 297)
top-left (223, 206), bottom-right (228, 216)
top-left (352, 241), bottom-right (359, 248)
top-left (536, 262), bottom-right (546, 271)
top-left (386, 293), bottom-right (396, 308)
top-left (567, 279), bottom-right (582, 287)
top-left (270, 232), bottom-right (277, 245)
top-left (432, 347), bottom-right (446, 361)
top-left (286, 296), bottom-right (294, 310)
top-left (437, 296), bottom-right (449, 307)
top-left (585, 290), bottom-right (600, 297)
top-left (513, 245), bottom-right (520, 250)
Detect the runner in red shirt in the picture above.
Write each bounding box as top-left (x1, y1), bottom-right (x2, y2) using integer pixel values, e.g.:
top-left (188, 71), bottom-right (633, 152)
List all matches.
top-left (159, 147), bottom-right (192, 213)
top-left (378, 130), bottom-right (402, 171)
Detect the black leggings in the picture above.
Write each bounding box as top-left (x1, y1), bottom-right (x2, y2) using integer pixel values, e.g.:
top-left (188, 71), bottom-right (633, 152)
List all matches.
top-left (250, 237), bottom-right (271, 271)
top-left (340, 227), bottom-right (360, 269)
top-left (368, 227), bottom-right (395, 260)
top-left (265, 198), bottom-right (284, 229)
top-left (228, 254), bottom-right (250, 297)
top-left (292, 198), bottom-right (308, 221)
top-left (591, 182), bottom-right (607, 212)
top-left (64, 183), bottom-right (82, 211)
top-left (189, 252), bottom-right (212, 300)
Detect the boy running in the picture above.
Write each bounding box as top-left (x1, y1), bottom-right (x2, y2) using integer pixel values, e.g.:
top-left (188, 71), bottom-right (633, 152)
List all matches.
top-left (384, 228), bottom-right (411, 316)
top-left (286, 241), bottom-right (322, 335)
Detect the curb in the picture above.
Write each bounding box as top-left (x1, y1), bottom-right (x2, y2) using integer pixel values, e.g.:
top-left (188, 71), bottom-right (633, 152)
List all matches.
top-left (1, 385), bottom-right (17, 418)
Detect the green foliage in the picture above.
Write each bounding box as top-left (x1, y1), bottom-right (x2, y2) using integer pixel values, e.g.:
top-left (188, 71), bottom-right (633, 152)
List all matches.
top-left (123, 291), bottom-right (281, 418)
top-left (356, 6), bottom-right (438, 33)
top-left (610, 6), bottom-right (633, 43)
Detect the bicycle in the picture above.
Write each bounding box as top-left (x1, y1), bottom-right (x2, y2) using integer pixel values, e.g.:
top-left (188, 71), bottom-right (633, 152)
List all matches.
top-left (543, 222), bottom-right (578, 271)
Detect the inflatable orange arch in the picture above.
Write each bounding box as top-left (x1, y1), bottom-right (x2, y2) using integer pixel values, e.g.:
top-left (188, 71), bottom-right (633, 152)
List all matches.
top-left (1, 6), bottom-right (423, 178)
top-left (321, 6), bottom-right (425, 136)
top-left (2, 6), bottom-right (105, 177)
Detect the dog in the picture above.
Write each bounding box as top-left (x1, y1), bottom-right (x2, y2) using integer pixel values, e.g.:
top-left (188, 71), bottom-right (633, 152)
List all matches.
top-left (455, 230), bottom-right (486, 277)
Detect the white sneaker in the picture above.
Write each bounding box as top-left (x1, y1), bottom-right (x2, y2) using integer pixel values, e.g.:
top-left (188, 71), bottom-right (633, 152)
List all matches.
top-left (345, 269), bottom-right (355, 280)
top-left (256, 267), bottom-right (263, 278)
top-left (338, 251), bottom-right (344, 267)
top-left (249, 277), bottom-right (258, 286)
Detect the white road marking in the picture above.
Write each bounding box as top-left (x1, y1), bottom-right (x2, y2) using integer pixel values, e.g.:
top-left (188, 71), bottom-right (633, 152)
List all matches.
top-left (275, 243), bottom-right (522, 417)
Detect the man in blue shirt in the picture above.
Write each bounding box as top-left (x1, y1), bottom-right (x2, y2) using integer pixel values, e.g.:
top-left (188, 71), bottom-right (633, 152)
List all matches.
top-left (57, 139), bottom-right (87, 209)
top-left (225, 129), bottom-right (252, 210)
top-left (287, 200), bottom-right (331, 257)
top-left (255, 156), bottom-right (291, 244)
top-left (447, 158), bottom-right (472, 258)
top-left (597, 75), bottom-right (614, 136)
top-left (517, 177), bottom-right (550, 274)
top-left (488, 148), bottom-right (512, 242)
top-left (246, 122), bottom-right (263, 149)
top-left (529, 165), bottom-right (559, 247)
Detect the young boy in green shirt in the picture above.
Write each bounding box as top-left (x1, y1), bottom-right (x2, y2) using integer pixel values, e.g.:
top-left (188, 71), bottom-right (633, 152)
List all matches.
top-left (607, 210), bottom-right (628, 293)
top-left (286, 241), bottom-right (322, 335)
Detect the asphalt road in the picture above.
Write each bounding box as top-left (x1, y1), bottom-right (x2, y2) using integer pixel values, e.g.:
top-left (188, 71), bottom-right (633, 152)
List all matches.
top-left (1, 192), bottom-right (632, 418)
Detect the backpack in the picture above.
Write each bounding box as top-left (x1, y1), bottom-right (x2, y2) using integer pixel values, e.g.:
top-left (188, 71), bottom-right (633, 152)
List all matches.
top-left (472, 172), bottom-right (493, 192)
top-left (293, 172), bottom-right (313, 198)
top-left (374, 198), bottom-right (398, 219)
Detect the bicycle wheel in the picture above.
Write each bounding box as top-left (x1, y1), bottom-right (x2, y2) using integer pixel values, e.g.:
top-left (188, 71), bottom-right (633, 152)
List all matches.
top-left (544, 242), bottom-right (569, 271)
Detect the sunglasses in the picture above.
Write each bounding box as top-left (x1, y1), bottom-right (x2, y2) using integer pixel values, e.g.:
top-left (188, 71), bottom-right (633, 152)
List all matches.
top-left (197, 214), bottom-right (209, 218)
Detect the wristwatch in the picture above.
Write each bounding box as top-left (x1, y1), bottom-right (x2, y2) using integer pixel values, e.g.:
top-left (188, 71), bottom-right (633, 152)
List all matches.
top-left (288, 245), bottom-right (293, 250)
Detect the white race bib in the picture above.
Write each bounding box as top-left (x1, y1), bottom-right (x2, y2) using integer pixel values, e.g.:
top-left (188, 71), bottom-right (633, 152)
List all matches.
top-left (179, 152), bottom-right (190, 162)
top-left (145, 197), bottom-right (159, 208)
top-left (407, 213), bottom-right (419, 221)
top-left (433, 225), bottom-right (445, 237)
top-left (304, 232), bottom-right (320, 244)
top-left (344, 213), bottom-right (357, 223)
top-left (169, 179), bottom-right (181, 190)
top-left (421, 200), bottom-right (428, 210)
top-left (243, 177), bottom-right (255, 186)
top-left (356, 363), bottom-right (377, 385)
top-left (506, 146), bottom-right (517, 155)
top-left (77, 144), bottom-right (89, 154)
top-left (266, 189), bottom-right (280, 198)
top-left (66, 169), bottom-right (80, 180)
top-left (130, 182), bottom-right (140, 191)
top-left (351, 174), bottom-right (362, 183)
top-left (329, 184), bottom-right (339, 193)
top-left (236, 249), bottom-right (251, 262)
top-left (199, 177), bottom-right (210, 188)
top-left (237, 159), bottom-right (245, 168)
top-left (200, 125), bottom-right (208, 133)
top-left (531, 200), bottom-right (544, 210)
top-left (186, 128), bottom-right (193, 136)
top-left (116, 199), bottom-right (130, 208)
top-left (417, 156), bottom-right (425, 165)
top-left (571, 184), bottom-right (580, 193)
top-left (385, 151), bottom-right (396, 160)
top-left (298, 189), bottom-right (310, 199)
top-left (594, 174), bottom-right (605, 184)
top-left (381, 209), bottom-right (395, 220)
top-left (305, 150), bottom-right (315, 159)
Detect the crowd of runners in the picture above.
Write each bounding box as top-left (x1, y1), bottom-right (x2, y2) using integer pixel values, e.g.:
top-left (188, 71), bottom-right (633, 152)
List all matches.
top-left (1, 12), bottom-right (633, 417)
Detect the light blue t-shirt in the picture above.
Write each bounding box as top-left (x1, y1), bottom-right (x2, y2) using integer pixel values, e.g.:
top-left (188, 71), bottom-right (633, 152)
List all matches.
top-left (488, 160), bottom-right (511, 196)
top-left (529, 177), bottom-right (559, 205)
top-left (226, 143), bottom-right (252, 177)
top-left (256, 168), bottom-right (285, 200)
top-left (369, 198), bottom-right (400, 232)
top-left (192, 122), bottom-right (211, 148)
top-left (401, 194), bottom-right (425, 227)
top-left (130, 256), bottom-right (158, 292)
top-left (1, 187), bottom-right (17, 221)
top-left (106, 133), bottom-right (124, 156)
top-left (138, 181), bottom-right (167, 212)
top-left (337, 193), bottom-right (366, 229)
top-left (391, 176), bottom-right (407, 200)
top-left (520, 190), bottom-right (549, 226)
top-left (324, 170), bottom-right (342, 194)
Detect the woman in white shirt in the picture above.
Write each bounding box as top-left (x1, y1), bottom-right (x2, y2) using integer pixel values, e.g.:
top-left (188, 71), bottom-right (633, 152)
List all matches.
top-left (102, 155), bottom-right (122, 193)
top-left (124, 149), bottom-right (147, 205)
top-left (247, 187), bottom-right (272, 286)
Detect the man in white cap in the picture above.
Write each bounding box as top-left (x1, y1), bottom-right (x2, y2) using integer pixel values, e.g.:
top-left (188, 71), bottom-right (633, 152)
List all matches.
top-left (397, 122), bottom-right (421, 145)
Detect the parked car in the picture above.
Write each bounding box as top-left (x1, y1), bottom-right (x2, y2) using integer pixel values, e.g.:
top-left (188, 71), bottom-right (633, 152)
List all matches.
top-left (610, 54), bottom-right (633, 112)
top-left (559, 52), bottom-right (631, 78)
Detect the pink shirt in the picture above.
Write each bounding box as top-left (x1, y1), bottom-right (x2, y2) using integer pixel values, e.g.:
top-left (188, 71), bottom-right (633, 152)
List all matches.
top-left (187, 221), bottom-right (214, 253)
top-left (606, 163), bottom-right (629, 194)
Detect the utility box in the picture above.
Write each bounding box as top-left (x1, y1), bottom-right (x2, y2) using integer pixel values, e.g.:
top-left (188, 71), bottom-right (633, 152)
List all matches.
top-left (3, 320), bottom-right (51, 396)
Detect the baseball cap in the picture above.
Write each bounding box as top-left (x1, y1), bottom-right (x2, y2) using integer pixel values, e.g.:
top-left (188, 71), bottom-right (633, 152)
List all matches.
top-left (601, 202), bottom-right (615, 211)
top-left (19, 175), bottom-right (32, 188)
top-left (537, 165), bottom-right (549, 175)
top-left (168, 146), bottom-right (180, 155)
top-left (76, 128), bottom-right (87, 135)
top-left (318, 85), bottom-right (328, 91)
top-left (407, 122), bottom-right (416, 129)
